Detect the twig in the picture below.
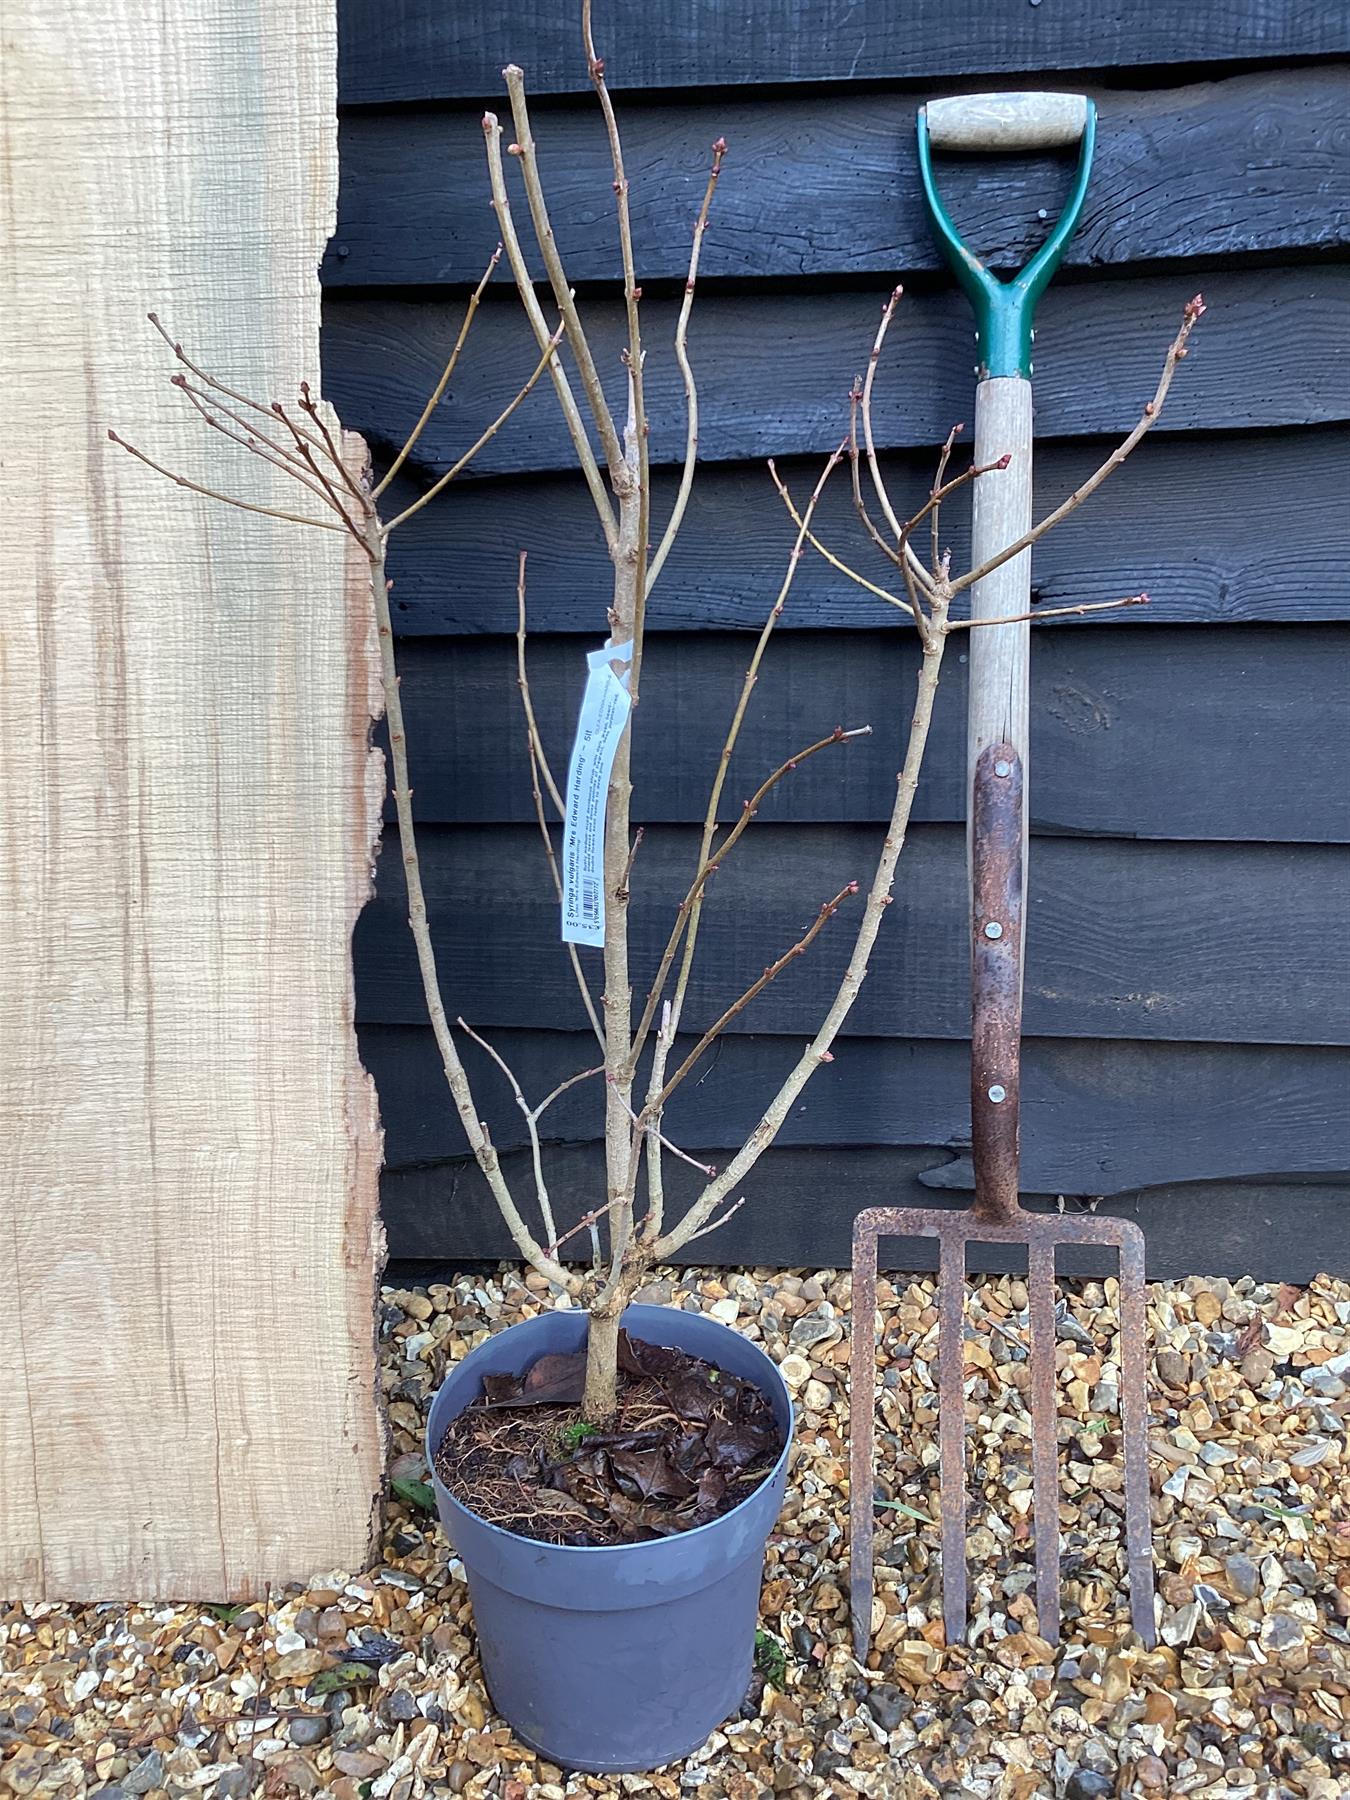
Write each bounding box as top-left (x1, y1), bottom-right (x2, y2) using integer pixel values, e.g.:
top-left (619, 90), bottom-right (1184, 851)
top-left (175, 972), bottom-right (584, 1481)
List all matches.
top-left (170, 377), bottom-right (348, 517)
top-left (929, 422), bottom-right (961, 571)
top-left (617, 825), bottom-right (644, 900)
top-left (295, 384), bottom-right (370, 508)
top-left (607, 1075), bottom-right (716, 1179)
top-left (646, 137), bottom-right (727, 594)
top-left (679, 1194), bottom-right (747, 1248)
top-left (951, 294), bottom-right (1207, 597)
top-left (649, 880), bottom-right (860, 1113)
top-left (107, 430), bottom-right (347, 533)
top-left (859, 287), bottom-right (935, 598)
top-left (482, 112), bottom-right (618, 549)
top-left (146, 314), bottom-right (336, 465)
top-left (457, 1018), bottom-right (563, 1246)
top-left (946, 592), bottom-right (1150, 631)
top-left (373, 246), bottom-right (502, 499)
top-left (380, 324), bottom-right (564, 535)
top-left (770, 469), bottom-right (916, 619)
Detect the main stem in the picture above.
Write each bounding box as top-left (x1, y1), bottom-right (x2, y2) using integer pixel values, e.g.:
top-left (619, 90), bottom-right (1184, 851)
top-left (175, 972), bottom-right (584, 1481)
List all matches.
top-left (585, 416), bottom-right (645, 1422)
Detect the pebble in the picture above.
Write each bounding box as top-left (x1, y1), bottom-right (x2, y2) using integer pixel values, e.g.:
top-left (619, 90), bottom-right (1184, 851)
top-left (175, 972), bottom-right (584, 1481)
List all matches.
top-left (8, 1263), bottom-right (1348, 1800)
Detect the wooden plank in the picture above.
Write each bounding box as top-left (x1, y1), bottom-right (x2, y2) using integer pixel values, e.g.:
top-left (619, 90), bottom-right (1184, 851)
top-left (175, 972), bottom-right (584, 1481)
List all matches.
top-left (353, 825), bottom-right (1348, 1046)
top-left (323, 268), bottom-right (1350, 479)
top-left (380, 1146), bottom-right (1350, 1283)
top-left (390, 625), bottom-right (1350, 844)
top-left (338, 0), bottom-right (1350, 105)
top-left (361, 1025), bottom-right (1350, 1197)
top-left (0, 0), bottom-right (383, 1597)
top-left (382, 430), bottom-right (1350, 633)
top-left (326, 68), bottom-right (1350, 288)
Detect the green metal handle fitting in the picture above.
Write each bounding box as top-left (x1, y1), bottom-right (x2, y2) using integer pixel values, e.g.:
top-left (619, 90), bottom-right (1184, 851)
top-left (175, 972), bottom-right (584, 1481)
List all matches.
top-left (916, 100), bottom-right (1097, 379)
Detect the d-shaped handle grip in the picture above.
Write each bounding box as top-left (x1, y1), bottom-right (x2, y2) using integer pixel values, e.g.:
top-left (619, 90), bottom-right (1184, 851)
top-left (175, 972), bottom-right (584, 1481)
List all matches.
top-left (925, 91), bottom-right (1089, 152)
top-left (917, 94), bottom-right (1097, 378)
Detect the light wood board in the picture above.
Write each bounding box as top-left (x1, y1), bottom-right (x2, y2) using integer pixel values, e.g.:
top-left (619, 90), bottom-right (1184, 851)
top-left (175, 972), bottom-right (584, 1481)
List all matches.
top-left (0, 0), bottom-right (385, 1595)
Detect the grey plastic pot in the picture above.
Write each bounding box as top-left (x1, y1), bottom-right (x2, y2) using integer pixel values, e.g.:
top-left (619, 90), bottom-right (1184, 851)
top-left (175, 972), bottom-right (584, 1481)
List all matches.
top-left (425, 1302), bottom-right (793, 1773)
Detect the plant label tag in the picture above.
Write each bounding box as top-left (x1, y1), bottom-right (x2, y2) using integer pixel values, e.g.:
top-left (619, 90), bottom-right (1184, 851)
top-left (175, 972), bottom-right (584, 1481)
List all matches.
top-left (561, 640), bottom-right (632, 947)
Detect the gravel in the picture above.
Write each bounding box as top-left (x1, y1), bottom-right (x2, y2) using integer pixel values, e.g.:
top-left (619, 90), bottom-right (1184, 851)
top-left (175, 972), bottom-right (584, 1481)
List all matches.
top-left (2, 1265), bottom-right (1347, 1798)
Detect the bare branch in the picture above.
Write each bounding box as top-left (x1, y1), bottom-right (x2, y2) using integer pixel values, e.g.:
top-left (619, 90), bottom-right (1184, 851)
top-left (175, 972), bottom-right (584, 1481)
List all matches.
top-left (380, 323), bottom-right (564, 535)
top-left (607, 1075), bottom-right (716, 1179)
top-left (146, 313), bottom-right (335, 463)
top-left (482, 111), bottom-right (618, 549)
top-left (502, 67), bottom-right (626, 486)
top-left (373, 245), bottom-right (502, 500)
top-left (646, 136), bottom-right (727, 594)
top-left (629, 443), bottom-right (847, 1070)
top-left (294, 384), bottom-right (370, 508)
top-left (770, 467), bottom-right (917, 620)
top-left (929, 422), bottom-right (962, 571)
top-left (365, 515), bottom-right (583, 1297)
top-left (458, 1017), bottom-right (561, 1247)
top-left (170, 376), bottom-right (350, 518)
top-left (678, 1194), bottom-right (747, 1248)
top-left (650, 879), bottom-right (859, 1113)
top-left (651, 615), bottom-right (952, 1259)
top-left (951, 293), bottom-right (1207, 597)
top-left (947, 592), bottom-right (1150, 632)
top-left (859, 287), bottom-right (936, 597)
top-left (107, 430), bottom-right (347, 533)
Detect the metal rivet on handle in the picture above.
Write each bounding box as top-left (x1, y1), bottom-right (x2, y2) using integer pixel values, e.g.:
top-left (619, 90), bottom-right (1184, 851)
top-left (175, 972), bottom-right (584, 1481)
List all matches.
top-left (994, 759), bottom-right (1011, 778)
top-left (988, 1085), bottom-right (1007, 1103)
top-left (984, 921), bottom-right (1003, 939)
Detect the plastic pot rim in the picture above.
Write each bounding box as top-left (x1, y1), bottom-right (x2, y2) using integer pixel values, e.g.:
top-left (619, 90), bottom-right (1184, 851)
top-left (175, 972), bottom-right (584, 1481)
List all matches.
top-left (427, 1302), bottom-right (795, 1557)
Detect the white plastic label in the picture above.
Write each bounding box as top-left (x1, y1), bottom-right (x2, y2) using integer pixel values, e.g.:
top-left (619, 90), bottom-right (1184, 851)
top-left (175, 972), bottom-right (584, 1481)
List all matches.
top-left (561, 640), bottom-right (632, 947)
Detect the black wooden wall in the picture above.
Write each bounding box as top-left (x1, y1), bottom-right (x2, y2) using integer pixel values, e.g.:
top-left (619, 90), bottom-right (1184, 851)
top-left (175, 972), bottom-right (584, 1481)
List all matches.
top-left (325, 2), bottom-right (1350, 1278)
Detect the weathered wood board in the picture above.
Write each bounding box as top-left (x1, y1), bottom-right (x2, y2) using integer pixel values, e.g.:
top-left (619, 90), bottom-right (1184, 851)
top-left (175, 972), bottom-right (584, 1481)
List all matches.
top-left (355, 824), bottom-right (1347, 1047)
top-left (361, 1025), bottom-right (1350, 1199)
top-left (323, 268), bottom-right (1350, 478)
top-left (339, 0), bottom-right (1350, 104)
top-left (380, 431), bottom-right (1350, 633)
top-left (326, 68), bottom-right (1350, 288)
top-left (389, 626), bottom-right (1350, 843)
top-left (0, 0), bottom-right (384, 1596)
top-left (380, 1146), bottom-right (1350, 1283)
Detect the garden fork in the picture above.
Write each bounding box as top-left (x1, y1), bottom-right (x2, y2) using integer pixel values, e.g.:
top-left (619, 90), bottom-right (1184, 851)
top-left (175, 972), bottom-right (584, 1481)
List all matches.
top-left (849, 93), bottom-right (1156, 1655)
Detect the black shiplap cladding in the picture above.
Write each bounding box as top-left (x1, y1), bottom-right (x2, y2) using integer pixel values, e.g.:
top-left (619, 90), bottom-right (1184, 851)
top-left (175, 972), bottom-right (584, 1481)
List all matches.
top-left (338, 0), bottom-right (1350, 104)
top-left (328, 1), bottom-right (1350, 1271)
top-left (326, 67), bottom-right (1350, 289)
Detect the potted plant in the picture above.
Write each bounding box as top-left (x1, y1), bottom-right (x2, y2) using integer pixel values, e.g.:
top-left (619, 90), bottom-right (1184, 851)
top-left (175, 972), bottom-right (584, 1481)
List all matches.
top-left (112, 0), bottom-right (1196, 1766)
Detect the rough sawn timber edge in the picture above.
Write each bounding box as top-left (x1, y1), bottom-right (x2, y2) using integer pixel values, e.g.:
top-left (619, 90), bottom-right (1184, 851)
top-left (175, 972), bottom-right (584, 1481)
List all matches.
top-left (0, 0), bottom-right (385, 1596)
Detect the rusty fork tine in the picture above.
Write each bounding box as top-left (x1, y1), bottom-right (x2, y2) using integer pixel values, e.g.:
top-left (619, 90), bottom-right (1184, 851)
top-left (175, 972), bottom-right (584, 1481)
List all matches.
top-left (849, 1217), bottom-right (878, 1663)
top-left (1028, 1238), bottom-right (1061, 1646)
top-left (1117, 1225), bottom-right (1157, 1646)
top-left (937, 1229), bottom-right (968, 1647)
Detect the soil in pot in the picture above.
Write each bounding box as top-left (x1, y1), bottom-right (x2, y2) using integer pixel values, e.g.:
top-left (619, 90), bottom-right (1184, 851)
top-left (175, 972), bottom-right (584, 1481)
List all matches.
top-left (433, 1328), bottom-right (785, 1547)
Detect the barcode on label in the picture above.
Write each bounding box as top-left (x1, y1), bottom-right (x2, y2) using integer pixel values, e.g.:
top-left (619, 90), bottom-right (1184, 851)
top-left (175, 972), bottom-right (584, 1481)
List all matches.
top-left (580, 876), bottom-right (601, 924)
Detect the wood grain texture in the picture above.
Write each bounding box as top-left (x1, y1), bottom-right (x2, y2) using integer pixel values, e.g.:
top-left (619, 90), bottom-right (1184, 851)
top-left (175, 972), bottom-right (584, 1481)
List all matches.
top-left (323, 268), bottom-right (1350, 479)
top-left (381, 431), bottom-right (1350, 633)
top-left (380, 1146), bottom-right (1350, 1283)
top-left (325, 68), bottom-right (1350, 288)
top-left (0, 0), bottom-right (384, 1597)
top-left (338, 0), bottom-right (1350, 104)
top-left (354, 825), bottom-right (1347, 1046)
top-left (389, 626), bottom-right (1350, 844)
top-left (361, 1025), bottom-right (1350, 1197)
